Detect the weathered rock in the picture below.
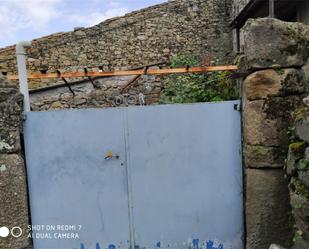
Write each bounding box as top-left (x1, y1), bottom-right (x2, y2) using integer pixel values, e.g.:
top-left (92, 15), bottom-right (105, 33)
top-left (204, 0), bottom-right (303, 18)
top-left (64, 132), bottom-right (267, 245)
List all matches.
top-left (0, 87), bottom-right (17, 103)
top-left (244, 100), bottom-right (284, 146)
top-left (246, 169), bottom-right (293, 249)
top-left (296, 159), bottom-right (309, 171)
top-left (0, 154), bottom-right (31, 249)
top-left (29, 72), bottom-right (163, 110)
top-left (269, 244), bottom-right (287, 249)
top-left (73, 97), bottom-right (87, 106)
top-left (244, 69), bottom-right (307, 100)
top-left (290, 191), bottom-right (309, 223)
top-left (292, 237), bottom-right (309, 249)
top-left (303, 95), bottom-right (309, 107)
top-left (50, 101), bottom-right (63, 109)
top-left (244, 145), bottom-right (285, 168)
top-left (0, 129), bottom-right (21, 154)
top-left (302, 63), bottom-right (309, 81)
top-left (286, 142), bottom-right (307, 176)
top-left (295, 114), bottom-right (309, 143)
top-left (299, 170), bottom-right (309, 188)
top-left (0, 75), bottom-right (14, 87)
top-left (0, 79), bottom-right (31, 249)
top-left (294, 215), bottom-right (309, 241)
top-left (244, 96), bottom-right (303, 146)
top-left (231, 0), bottom-right (251, 20)
top-left (289, 178), bottom-right (309, 240)
top-left (305, 147), bottom-right (309, 161)
top-left (243, 18), bottom-right (309, 69)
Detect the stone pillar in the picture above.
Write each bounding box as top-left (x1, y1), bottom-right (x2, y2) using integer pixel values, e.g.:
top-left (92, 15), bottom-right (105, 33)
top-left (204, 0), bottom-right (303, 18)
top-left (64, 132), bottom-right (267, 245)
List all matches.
top-left (0, 76), bottom-right (31, 249)
top-left (241, 18), bottom-right (309, 249)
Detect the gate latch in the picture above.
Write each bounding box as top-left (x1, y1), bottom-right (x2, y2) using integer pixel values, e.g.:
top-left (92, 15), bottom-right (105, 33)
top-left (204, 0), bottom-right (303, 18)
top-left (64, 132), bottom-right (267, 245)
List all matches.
top-left (104, 151), bottom-right (119, 160)
top-left (234, 103), bottom-right (241, 112)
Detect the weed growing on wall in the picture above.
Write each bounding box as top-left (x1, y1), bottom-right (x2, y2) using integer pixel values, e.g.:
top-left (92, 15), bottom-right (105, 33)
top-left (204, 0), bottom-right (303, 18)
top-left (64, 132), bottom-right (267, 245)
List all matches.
top-left (160, 53), bottom-right (239, 103)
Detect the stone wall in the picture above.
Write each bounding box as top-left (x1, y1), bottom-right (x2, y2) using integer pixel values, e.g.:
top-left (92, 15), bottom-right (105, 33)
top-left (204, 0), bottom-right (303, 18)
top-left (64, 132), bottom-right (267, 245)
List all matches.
top-left (0, 76), bottom-right (31, 249)
top-left (241, 18), bottom-right (309, 249)
top-left (284, 67), bottom-right (309, 248)
top-left (285, 107), bottom-right (309, 249)
top-left (0, 0), bottom-right (233, 90)
top-left (231, 0), bottom-right (250, 20)
top-left (30, 68), bottom-right (162, 110)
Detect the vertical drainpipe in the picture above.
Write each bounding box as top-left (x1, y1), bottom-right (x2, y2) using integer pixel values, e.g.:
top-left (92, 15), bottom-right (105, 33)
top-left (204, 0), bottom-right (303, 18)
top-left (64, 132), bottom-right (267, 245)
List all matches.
top-left (16, 41), bottom-right (32, 112)
top-left (269, 0), bottom-right (275, 18)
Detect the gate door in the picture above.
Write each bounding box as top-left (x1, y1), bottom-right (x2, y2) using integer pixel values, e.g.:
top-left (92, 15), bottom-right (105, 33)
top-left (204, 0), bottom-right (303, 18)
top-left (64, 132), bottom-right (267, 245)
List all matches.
top-left (24, 109), bottom-right (131, 249)
top-left (126, 103), bottom-right (243, 249)
top-left (24, 101), bottom-right (243, 249)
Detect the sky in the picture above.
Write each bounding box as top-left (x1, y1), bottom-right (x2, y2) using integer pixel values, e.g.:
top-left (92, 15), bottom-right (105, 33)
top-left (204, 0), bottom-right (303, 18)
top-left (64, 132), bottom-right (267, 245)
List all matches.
top-left (0, 0), bottom-right (167, 48)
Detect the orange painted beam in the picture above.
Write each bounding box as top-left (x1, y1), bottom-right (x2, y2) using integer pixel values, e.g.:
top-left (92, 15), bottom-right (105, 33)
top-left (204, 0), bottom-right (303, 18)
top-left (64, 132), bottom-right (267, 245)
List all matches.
top-left (7, 65), bottom-right (238, 80)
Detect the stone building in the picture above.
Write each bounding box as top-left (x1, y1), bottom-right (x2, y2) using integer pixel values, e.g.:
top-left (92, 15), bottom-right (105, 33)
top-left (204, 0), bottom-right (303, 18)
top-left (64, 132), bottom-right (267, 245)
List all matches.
top-left (231, 0), bottom-right (309, 51)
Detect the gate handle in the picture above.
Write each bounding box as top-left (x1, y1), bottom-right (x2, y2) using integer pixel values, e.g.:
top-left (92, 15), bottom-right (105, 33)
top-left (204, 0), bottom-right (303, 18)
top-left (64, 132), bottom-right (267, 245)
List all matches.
top-left (104, 151), bottom-right (119, 160)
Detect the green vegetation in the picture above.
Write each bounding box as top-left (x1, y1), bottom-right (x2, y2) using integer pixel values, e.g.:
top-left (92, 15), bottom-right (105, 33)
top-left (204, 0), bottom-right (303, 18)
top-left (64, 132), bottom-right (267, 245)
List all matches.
top-left (160, 53), bottom-right (239, 104)
top-left (293, 178), bottom-right (309, 199)
top-left (289, 141), bottom-right (306, 154)
top-left (287, 126), bottom-right (296, 143)
top-left (293, 232), bottom-right (302, 243)
top-left (297, 158), bottom-right (309, 171)
top-left (293, 107), bottom-right (309, 122)
top-left (275, 68), bottom-right (285, 75)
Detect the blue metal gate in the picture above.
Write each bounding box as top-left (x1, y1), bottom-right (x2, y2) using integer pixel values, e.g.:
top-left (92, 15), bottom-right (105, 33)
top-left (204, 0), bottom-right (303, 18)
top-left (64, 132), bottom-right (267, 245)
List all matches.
top-left (24, 101), bottom-right (243, 249)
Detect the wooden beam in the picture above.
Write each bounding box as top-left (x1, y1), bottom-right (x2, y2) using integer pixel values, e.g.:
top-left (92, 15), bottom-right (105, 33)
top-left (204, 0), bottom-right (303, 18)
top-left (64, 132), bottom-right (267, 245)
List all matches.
top-left (230, 0), bottom-right (267, 29)
top-left (7, 65), bottom-right (238, 80)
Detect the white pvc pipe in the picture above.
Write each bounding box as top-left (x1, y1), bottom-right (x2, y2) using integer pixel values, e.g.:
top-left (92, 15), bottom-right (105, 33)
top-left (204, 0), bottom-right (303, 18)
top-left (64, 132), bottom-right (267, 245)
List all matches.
top-left (16, 41), bottom-right (31, 112)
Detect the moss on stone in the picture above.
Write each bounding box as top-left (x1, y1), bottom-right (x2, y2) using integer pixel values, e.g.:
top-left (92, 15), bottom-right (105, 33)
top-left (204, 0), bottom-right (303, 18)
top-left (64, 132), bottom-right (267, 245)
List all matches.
top-left (249, 145), bottom-right (268, 156)
top-left (289, 141), bottom-right (306, 154)
top-left (275, 68), bottom-right (285, 75)
top-left (293, 107), bottom-right (309, 122)
top-left (297, 158), bottom-right (309, 171)
top-left (293, 178), bottom-right (309, 199)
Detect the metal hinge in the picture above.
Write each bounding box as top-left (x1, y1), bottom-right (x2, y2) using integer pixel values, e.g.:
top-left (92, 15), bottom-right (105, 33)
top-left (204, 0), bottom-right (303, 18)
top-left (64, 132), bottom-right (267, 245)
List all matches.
top-left (234, 103), bottom-right (241, 112)
top-left (21, 113), bottom-right (27, 121)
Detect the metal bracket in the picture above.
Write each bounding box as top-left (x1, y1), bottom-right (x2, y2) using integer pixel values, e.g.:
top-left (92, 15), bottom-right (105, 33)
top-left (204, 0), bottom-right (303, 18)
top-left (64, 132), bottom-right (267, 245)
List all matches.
top-left (22, 113), bottom-right (27, 121)
top-left (234, 103), bottom-right (241, 112)
top-left (84, 67), bottom-right (98, 88)
top-left (186, 65), bottom-right (190, 72)
top-left (57, 70), bottom-right (75, 96)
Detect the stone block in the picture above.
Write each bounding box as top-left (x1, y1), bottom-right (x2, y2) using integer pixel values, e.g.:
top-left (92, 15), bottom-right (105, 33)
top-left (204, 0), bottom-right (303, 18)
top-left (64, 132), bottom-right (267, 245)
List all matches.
top-left (0, 129), bottom-right (21, 154)
top-left (299, 170), bottom-right (309, 188)
top-left (290, 191), bottom-right (309, 220)
top-left (244, 100), bottom-right (285, 146)
top-left (244, 145), bottom-right (285, 168)
top-left (244, 96), bottom-right (304, 146)
top-left (302, 63), bottom-right (309, 81)
top-left (294, 214), bottom-right (309, 242)
top-left (244, 69), bottom-right (307, 101)
top-left (269, 244), bottom-right (287, 249)
top-left (295, 114), bottom-right (309, 143)
top-left (292, 237), bottom-right (309, 249)
top-left (289, 178), bottom-right (309, 241)
top-left (243, 18), bottom-right (309, 69)
top-left (285, 142), bottom-right (307, 176)
top-left (246, 168), bottom-right (292, 249)
top-left (0, 154), bottom-right (31, 249)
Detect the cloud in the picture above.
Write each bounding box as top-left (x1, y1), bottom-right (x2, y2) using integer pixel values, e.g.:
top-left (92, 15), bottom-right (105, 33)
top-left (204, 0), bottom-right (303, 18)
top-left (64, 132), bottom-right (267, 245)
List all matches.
top-left (67, 7), bottom-right (128, 27)
top-left (0, 0), bottom-right (131, 46)
top-left (0, 0), bottom-right (61, 40)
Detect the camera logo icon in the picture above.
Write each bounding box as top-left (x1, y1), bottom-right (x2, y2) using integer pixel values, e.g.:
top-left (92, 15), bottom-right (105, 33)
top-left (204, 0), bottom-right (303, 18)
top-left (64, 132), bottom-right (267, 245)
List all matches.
top-left (0, 226), bottom-right (23, 238)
